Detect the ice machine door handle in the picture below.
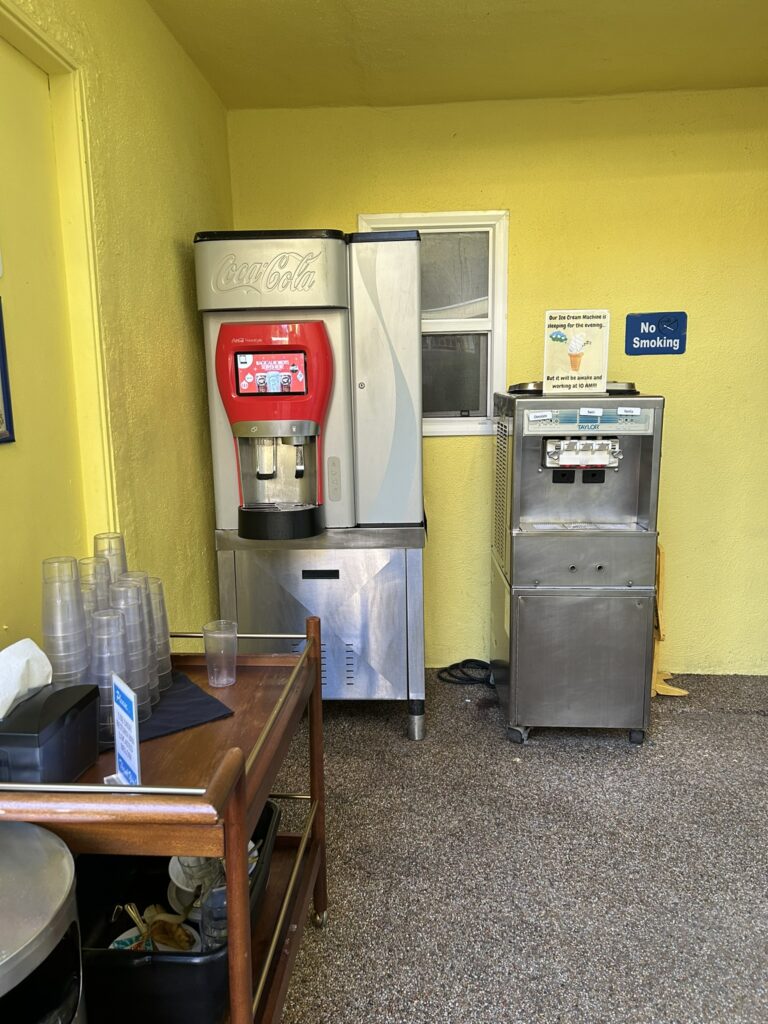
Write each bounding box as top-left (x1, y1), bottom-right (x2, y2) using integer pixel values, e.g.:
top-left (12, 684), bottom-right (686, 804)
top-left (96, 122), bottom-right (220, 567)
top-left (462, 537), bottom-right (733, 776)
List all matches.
top-left (301, 569), bottom-right (340, 580)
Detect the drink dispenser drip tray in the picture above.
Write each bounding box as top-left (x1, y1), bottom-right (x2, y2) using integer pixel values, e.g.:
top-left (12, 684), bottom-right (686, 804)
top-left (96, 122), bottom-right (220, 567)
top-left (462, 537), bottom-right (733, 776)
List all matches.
top-left (238, 503), bottom-right (323, 541)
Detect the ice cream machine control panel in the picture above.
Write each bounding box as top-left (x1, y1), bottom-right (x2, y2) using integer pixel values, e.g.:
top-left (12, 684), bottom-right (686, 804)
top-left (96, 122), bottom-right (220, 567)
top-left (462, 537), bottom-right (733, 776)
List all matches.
top-left (523, 407), bottom-right (655, 435)
top-left (544, 438), bottom-right (622, 469)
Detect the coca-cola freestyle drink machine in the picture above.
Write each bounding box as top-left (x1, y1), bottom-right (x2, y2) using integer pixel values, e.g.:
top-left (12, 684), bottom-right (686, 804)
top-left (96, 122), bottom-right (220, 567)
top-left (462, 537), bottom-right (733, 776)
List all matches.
top-left (195, 230), bottom-right (427, 738)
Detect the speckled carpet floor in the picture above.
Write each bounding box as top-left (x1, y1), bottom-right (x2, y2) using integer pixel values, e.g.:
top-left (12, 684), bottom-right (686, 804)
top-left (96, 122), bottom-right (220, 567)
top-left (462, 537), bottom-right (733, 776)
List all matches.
top-left (275, 674), bottom-right (768, 1024)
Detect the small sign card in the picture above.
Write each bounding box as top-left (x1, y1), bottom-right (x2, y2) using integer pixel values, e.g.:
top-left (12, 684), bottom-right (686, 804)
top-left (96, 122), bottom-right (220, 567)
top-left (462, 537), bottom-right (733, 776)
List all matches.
top-left (112, 673), bottom-right (141, 786)
top-left (544, 309), bottom-right (610, 395)
top-left (625, 312), bottom-right (687, 355)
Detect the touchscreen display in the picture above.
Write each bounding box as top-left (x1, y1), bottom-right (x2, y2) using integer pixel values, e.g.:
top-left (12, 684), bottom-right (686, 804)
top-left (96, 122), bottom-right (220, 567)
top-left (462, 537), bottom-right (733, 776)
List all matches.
top-left (235, 352), bottom-right (307, 395)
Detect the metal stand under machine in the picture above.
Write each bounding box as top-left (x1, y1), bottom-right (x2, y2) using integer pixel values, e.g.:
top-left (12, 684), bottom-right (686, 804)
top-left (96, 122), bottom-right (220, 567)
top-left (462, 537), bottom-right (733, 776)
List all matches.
top-left (490, 382), bottom-right (664, 744)
top-left (195, 229), bottom-right (426, 738)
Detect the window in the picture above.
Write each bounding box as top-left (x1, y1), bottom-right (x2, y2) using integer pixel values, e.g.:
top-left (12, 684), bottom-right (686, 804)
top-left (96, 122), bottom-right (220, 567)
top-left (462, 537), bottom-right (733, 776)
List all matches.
top-left (357, 211), bottom-right (508, 436)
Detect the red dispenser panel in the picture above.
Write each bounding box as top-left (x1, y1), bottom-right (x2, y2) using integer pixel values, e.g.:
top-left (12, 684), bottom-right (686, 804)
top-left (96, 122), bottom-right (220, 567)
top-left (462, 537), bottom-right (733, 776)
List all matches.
top-left (215, 321), bottom-right (332, 433)
top-left (215, 321), bottom-right (333, 539)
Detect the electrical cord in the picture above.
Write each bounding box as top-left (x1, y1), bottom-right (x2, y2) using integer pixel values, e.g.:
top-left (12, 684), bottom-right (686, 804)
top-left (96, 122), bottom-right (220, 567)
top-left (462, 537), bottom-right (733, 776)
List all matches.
top-left (436, 659), bottom-right (494, 687)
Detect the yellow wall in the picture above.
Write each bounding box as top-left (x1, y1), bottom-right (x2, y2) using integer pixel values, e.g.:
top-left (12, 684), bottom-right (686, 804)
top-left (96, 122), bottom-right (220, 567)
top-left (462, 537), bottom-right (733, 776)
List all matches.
top-left (3, 0), bottom-right (232, 637)
top-left (0, 35), bottom-right (86, 645)
top-left (229, 87), bottom-right (768, 673)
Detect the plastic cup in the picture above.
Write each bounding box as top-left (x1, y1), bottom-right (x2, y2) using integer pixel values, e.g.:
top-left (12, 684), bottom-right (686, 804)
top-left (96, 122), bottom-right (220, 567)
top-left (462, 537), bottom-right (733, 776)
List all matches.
top-left (94, 532), bottom-right (127, 582)
top-left (203, 621), bottom-right (238, 688)
top-left (89, 610), bottom-right (127, 682)
top-left (148, 577), bottom-right (171, 636)
top-left (42, 558), bottom-right (86, 636)
top-left (51, 666), bottom-right (89, 687)
top-left (119, 573), bottom-right (155, 640)
top-left (43, 633), bottom-right (88, 657)
top-left (42, 556), bottom-right (79, 583)
top-left (110, 581), bottom-right (151, 648)
top-left (92, 609), bottom-right (125, 638)
top-left (47, 649), bottom-right (89, 672)
top-left (124, 665), bottom-right (150, 691)
top-left (79, 556), bottom-right (112, 610)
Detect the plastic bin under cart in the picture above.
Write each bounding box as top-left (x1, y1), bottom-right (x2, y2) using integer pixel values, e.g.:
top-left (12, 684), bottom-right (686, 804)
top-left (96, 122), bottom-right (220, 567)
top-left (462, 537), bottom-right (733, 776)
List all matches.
top-left (76, 800), bottom-right (281, 1024)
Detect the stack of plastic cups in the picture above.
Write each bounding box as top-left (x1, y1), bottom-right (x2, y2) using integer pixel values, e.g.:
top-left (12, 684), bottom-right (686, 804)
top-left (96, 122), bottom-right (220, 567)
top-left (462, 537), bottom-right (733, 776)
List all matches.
top-left (109, 580), bottom-right (152, 722)
top-left (119, 572), bottom-right (161, 706)
top-left (42, 557), bottom-right (89, 686)
top-left (93, 532), bottom-right (128, 586)
top-left (89, 609), bottom-right (128, 746)
top-left (148, 577), bottom-right (173, 692)
top-left (79, 556), bottom-right (112, 656)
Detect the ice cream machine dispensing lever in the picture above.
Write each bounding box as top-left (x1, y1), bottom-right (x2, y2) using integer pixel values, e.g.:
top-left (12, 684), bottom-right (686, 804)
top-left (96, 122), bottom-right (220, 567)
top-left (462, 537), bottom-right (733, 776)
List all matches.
top-left (544, 438), bottom-right (623, 469)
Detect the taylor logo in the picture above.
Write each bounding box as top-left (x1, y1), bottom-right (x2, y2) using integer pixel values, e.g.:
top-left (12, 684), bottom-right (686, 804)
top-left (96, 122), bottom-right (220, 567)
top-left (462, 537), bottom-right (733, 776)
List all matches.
top-left (214, 251), bottom-right (319, 293)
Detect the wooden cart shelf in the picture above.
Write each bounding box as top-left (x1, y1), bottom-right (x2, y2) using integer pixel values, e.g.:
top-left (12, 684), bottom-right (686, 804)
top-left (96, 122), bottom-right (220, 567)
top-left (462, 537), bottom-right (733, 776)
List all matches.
top-left (0, 617), bottom-right (327, 1024)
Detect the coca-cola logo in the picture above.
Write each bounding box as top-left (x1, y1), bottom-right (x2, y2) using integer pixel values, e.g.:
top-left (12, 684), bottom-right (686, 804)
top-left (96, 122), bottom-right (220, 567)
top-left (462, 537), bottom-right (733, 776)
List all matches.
top-left (214, 251), bottom-right (319, 293)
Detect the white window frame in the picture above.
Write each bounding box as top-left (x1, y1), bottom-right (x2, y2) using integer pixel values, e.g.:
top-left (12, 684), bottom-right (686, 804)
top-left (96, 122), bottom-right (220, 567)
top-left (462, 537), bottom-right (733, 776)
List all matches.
top-left (357, 210), bottom-right (508, 436)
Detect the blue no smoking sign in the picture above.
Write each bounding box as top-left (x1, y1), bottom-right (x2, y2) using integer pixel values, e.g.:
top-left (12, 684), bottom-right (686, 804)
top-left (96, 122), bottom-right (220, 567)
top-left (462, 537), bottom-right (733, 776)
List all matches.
top-left (625, 312), bottom-right (687, 356)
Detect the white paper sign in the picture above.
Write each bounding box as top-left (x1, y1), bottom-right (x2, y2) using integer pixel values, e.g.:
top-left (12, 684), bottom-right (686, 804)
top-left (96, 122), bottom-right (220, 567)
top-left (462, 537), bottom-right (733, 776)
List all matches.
top-left (543, 309), bottom-right (610, 395)
top-left (112, 673), bottom-right (141, 786)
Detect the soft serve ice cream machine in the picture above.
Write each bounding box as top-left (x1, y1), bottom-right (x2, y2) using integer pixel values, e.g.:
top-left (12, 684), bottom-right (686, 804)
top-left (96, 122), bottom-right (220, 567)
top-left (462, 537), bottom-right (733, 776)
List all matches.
top-left (195, 230), bottom-right (427, 737)
top-left (490, 383), bottom-right (664, 744)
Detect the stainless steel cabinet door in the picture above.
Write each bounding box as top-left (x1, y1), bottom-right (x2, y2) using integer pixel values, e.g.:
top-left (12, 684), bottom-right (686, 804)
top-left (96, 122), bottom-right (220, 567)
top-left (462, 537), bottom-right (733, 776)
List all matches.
top-left (512, 591), bottom-right (653, 729)
top-left (234, 548), bottom-right (408, 699)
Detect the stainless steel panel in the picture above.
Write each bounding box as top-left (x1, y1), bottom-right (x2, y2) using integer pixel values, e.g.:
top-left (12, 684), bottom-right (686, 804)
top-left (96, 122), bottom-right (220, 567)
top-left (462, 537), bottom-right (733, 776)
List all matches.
top-left (195, 236), bottom-right (349, 311)
top-left (517, 434), bottom-right (645, 526)
top-left (492, 415), bottom-right (512, 579)
top-left (504, 395), bottom-right (664, 531)
top-left (490, 555), bottom-right (511, 718)
top-left (234, 547), bottom-right (408, 700)
top-left (405, 547), bottom-right (425, 700)
top-left (216, 527), bottom-right (426, 552)
top-left (216, 550), bottom-right (236, 621)
top-left (349, 237), bottom-right (423, 525)
top-left (512, 591), bottom-right (653, 729)
top-left (511, 531), bottom-right (657, 588)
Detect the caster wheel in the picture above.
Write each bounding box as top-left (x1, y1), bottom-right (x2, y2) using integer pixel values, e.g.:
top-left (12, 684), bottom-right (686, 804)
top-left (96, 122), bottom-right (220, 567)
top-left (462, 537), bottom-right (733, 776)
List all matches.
top-left (628, 729), bottom-right (645, 745)
top-left (507, 727), bottom-right (526, 744)
top-left (311, 910), bottom-right (328, 929)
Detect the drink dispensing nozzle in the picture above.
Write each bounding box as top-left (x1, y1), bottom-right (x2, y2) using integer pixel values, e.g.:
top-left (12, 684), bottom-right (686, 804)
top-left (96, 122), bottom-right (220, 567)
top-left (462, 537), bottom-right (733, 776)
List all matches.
top-left (255, 438), bottom-right (278, 480)
top-left (277, 434), bottom-right (312, 480)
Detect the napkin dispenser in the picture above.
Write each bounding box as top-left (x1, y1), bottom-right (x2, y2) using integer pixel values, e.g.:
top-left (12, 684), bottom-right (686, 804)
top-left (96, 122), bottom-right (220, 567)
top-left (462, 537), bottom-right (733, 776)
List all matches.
top-left (0, 684), bottom-right (99, 783)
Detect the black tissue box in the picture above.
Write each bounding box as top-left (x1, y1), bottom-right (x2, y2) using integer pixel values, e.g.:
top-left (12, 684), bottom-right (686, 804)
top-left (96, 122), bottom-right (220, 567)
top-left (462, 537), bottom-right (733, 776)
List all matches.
top-left (0, 683), bottom-right (99, 783)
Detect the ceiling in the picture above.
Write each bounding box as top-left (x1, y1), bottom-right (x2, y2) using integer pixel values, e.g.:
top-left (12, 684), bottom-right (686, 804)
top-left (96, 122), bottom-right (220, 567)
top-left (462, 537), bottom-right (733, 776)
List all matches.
top-left (146, 0), bottom-right (768, 110)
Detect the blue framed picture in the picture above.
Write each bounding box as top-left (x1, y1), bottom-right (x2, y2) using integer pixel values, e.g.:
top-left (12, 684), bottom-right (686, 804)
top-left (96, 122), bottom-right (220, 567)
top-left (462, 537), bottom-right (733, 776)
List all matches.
top-left (0, 298), bottom-right (15, 444)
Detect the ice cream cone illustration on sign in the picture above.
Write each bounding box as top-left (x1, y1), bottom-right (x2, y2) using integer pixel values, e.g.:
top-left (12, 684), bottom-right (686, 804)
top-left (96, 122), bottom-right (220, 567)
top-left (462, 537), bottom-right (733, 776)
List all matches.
top-left (544, 309), bottom-right (609, 395)
top-left (568, 332), bottom-right (587, 372)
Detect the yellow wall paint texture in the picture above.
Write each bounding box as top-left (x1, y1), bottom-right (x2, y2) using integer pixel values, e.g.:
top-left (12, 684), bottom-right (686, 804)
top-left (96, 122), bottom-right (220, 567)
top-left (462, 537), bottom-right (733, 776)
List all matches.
top-left (7, 0), bottom-right (233, 636)
top-left (230, 88), bottom-right (768, 673)
top-left (0, 34), bottom-right (86, 644)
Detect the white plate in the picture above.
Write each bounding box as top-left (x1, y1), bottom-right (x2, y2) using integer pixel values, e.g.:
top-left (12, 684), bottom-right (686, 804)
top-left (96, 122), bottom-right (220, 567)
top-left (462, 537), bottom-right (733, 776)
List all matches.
top-left (167, 880), bottom-right (202, 922)
top-left (109, 923), bottom-right (201, 953)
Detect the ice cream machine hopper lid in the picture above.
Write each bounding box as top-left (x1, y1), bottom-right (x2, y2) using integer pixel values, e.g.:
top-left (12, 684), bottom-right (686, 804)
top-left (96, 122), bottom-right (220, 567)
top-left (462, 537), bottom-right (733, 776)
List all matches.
top-left (507, 381), bottom-right (638, 395)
